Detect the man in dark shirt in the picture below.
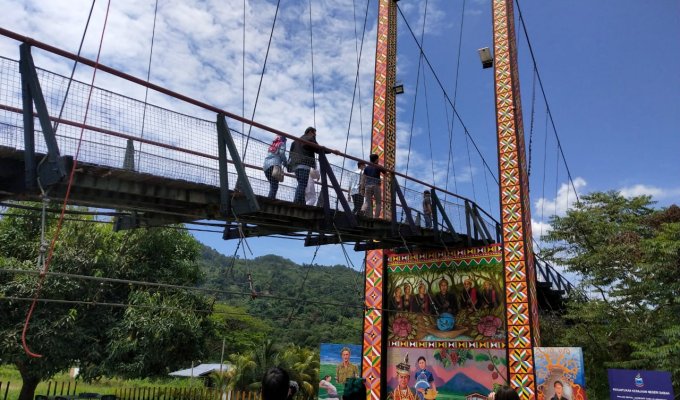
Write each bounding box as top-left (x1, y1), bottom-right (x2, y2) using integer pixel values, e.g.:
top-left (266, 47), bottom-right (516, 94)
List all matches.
top-left (361, 154), bottom-right (384, 218)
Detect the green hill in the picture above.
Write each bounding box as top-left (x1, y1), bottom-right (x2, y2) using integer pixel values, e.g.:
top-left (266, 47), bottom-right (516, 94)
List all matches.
top-left (198, 245), bottom-right (364, 348)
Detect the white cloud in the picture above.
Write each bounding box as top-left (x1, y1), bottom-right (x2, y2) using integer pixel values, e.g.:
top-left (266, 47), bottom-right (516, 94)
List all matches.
top-left (534, 177), bottom-right (586, 219)
top-left (619, 184), bottom-right (680, 200)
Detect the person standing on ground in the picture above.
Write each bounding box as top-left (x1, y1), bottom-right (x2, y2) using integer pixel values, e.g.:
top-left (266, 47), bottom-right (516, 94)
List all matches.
top-left (261, 367), bottom-right (290, 400)
top-left (288, 127), bottom-right (319, 205)
top-left (361, 154), bottom-right (385, 218)
top-left (263, 135), bottom-right (288, 199)
top-left (487, 386), bottom-right (520, 400)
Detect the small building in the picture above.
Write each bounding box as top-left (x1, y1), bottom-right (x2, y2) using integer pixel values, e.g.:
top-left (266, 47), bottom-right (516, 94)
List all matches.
top-left (169, 363), bottom-right (232, 387)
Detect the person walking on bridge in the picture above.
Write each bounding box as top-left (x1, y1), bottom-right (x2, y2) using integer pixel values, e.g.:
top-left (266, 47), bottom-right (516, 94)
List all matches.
top-left (289, 127), bottom-right (319, 205)
top-left (263, 135), bottom-right (287, 199)
top-left (361, 153), bottom-right (385, 218)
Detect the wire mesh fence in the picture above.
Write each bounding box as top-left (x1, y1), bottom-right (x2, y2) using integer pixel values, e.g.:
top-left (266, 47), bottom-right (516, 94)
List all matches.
top-left (0, 54), bottom-right (498, 238)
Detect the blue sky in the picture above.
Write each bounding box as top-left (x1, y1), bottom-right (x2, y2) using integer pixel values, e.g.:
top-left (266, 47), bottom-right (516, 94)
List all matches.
top-left (1, 0), bottom-right (678, 271)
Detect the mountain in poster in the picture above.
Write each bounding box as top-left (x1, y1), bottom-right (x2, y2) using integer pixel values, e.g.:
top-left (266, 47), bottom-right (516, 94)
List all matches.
top-left (439, 373), bottom-right (489, 395)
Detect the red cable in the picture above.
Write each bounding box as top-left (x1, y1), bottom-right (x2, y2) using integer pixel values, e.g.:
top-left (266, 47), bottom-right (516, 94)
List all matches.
top-left (21, 0), bottom-right (113, 358)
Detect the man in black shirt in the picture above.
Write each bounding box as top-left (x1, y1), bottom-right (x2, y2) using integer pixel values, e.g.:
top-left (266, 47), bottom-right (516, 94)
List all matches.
top-left (361, 154), bottom-right (384, 218)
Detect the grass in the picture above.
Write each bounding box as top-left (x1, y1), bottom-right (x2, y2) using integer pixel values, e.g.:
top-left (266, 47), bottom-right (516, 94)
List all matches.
top-left (0, 365), bottom-right (211, 399)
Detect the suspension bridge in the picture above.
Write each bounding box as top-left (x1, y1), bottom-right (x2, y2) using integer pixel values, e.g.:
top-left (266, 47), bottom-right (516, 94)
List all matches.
top-left (0, 0), bottom-right (581, 398)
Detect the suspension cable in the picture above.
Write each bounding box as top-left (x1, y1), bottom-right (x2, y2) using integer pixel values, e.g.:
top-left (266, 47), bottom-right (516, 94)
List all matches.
top-left (527, 66), bottom-right (537, 178)
top-left (514, 0), bottom-right (579, 202)
top-left (52, 0), bottom-right (97, 136)
top-left (286, 244), bottom-right (321, 323)
top-left (465, 133), bottom-right (477, 202)
top-left (242, 0), bottom-right (282, 158)
top-left (539, 104), bottom-right (548, 238)
top-left (242, 0), bottom-right (246, 148)
top-left (404, 0), bottom-right (429, 186)
top-left (136, 0), bottom-right (160, 168)
top-left (444, 0), bottom-right (466, 199)
top-left (21, 0), bottom-right (113, 358)
top-left (397, 4), bottom-right (499, 185)
top-left (308, 0), bottom-right (317, 127)
top-left (422, 69), bottom-right (436, 185)
top-left (341, 0), bottom-right (370, 171)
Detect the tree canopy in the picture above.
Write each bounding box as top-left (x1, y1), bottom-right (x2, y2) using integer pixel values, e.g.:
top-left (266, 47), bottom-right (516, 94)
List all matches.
top-left (539, 192), bottom-right (680, 397)
top-left (0, 204), bottom-right (213, 400)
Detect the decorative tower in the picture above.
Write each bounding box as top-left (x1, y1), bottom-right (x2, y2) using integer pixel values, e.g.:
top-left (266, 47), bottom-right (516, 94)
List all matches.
top-left (362, 0), bottom-right (397, 399)
top-left (492, 0), bottom-right (541, 398)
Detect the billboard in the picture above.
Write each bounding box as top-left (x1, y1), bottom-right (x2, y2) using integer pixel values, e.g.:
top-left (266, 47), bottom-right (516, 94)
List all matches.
top-left (608, 369), bottom-right (674, 400)
top-left (535, 347), bottom-right (587, 400)
top-left (319, 343), bottom-right (362, 399)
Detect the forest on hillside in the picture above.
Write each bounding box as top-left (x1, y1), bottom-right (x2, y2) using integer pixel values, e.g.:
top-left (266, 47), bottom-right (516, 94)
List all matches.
top-left (197, 246), bottom-right (365, 350)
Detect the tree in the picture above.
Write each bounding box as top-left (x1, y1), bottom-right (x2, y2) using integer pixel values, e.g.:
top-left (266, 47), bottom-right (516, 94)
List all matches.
top-left (0, 205), bottom-right (213, 400)
top-left (208, 303), bottom-right (273, 356)
top-left (540, 192), bottom-right (680, 398)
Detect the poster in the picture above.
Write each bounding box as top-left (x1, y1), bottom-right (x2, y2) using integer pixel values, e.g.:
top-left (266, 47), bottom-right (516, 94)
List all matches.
top-left (535, 347), bottom-right (587, 400)
top-left (608, 369), bottom-right (674, 400)
top-left (318, 343), bottom-right (362, 399)
top-left (385, 347), bottom-right (507, 400)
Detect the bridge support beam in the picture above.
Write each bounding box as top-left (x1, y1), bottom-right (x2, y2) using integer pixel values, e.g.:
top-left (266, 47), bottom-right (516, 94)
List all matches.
top-left (216, 114), bottom-right (259, 218)
top-left (19, 43), bottom-right (67, 190)
top-left (430, 189), bottom-right (461, 244)
top-left (465, 201), bottom-right (494, 246)
top-left (318, 152), bottom-right (357, 229)
top-left (390, 175), bottom-right (417, 236)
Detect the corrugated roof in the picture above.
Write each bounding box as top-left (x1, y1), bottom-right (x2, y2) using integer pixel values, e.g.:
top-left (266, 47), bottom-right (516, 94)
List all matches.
top-left (169, 363), bottom-right (232, 377)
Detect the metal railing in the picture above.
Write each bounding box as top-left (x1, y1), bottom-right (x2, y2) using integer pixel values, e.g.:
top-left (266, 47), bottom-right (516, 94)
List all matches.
top-left (0, 29), bottom-right (500, 244)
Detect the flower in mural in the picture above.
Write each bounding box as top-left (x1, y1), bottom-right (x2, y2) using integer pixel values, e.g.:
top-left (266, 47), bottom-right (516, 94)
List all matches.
top-left (477, 315), bottom-right (503, 337)
top-left (434, 349), bottom-right (472, 368)
top-left (389, 313), bottom-right (417, 340)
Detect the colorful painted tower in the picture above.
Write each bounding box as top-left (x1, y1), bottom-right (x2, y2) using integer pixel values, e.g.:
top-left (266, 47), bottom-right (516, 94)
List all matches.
top-left (492, 0), bottom-right (540, 398)
top-left (362, 0), bottom-right (397, 399)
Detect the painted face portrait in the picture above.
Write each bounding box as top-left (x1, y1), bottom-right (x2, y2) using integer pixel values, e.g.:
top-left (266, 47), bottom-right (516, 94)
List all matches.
top-left (404, 284), bottom-right (412, 295)
top-left (398, 374), bottom-right (410, 389)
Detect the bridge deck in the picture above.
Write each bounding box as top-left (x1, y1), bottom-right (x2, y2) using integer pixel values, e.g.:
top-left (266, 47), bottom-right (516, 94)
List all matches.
top-left (0, 146), bottom-right (486, 250)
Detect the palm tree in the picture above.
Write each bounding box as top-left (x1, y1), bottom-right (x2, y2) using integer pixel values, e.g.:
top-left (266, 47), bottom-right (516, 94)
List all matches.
top-left (280, 345), bottom-right (320, 399)
top-left (225, 352), bottom-right (257, 392)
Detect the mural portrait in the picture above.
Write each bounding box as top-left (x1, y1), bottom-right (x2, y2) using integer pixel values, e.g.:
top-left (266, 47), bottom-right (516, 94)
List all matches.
top-left (386, 347), bottom-right (508, 400)
top-left (318, 343), bottom-right (362, 399)
top-left (535, 347), bottom-right (588, 400)
top-left (387, 249), bottom-right (505, 343)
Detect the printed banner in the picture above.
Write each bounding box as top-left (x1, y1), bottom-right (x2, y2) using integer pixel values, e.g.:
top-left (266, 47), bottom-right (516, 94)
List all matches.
top-left (319, 343), bottom-right (362, 399)
top-left (385, 347), bottom-right (507, 400)
top-left (608, 369), bottom-right (674, 400)
top-left (534, 347), bottom-right (587, 400)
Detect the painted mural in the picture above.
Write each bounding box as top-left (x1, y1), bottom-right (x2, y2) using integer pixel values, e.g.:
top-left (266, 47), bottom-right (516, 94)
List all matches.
top-left (386, 246), bottom-right (505, 344)
top-left (385, 347), bottom-right (507, 400)
top-left (386, 245), bottom-right (507, 399)
top-left (318, 343), bottom-right (362, 399)
top-left (535, 347), bottom-right (587, 400)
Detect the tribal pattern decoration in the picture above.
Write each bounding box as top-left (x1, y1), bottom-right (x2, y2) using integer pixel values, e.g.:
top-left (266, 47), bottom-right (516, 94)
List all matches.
top-left (493, 0), bottom-right (539, 398)
top-left (363, 249), bottom-right (384, 400)
top-left (363, 0), bottom-right (396, 398)
top-left (370, 0), bottom-right (396, 220)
